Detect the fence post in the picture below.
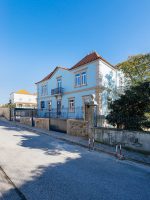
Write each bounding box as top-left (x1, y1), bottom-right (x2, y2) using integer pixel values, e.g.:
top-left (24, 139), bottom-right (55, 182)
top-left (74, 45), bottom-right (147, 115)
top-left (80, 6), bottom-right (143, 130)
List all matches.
top-left (31, 109), bottom-right (34, 127)
top-left (49, 108), bottom-right (50, 131)
top-left (9, 108), bottom-right (11, 121)
top-left (14, 109), bottom-right (16, 121)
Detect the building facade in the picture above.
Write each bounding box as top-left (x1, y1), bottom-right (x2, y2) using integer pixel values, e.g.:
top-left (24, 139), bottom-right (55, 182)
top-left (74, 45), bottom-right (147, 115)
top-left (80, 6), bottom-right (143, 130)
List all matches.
top-left (36, 52), bottom-right (124, 119)
top-left (10, 89), bottom-right (37, 109)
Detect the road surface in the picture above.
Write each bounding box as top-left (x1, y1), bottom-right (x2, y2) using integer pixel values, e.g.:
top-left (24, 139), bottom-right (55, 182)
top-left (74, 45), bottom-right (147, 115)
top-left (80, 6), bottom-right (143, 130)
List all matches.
top-left (0, 120), bottom-right (150, 200)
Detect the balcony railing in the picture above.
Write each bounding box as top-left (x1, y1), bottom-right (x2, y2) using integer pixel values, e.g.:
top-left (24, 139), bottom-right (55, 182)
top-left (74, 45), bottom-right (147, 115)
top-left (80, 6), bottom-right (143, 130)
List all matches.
top-left (51, 87), bottom-right (64, 95)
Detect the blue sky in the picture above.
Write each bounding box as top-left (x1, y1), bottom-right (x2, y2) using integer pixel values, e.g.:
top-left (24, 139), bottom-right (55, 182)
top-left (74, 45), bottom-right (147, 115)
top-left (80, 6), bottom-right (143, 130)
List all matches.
top-left (0, 0), bottom-right (150, 103)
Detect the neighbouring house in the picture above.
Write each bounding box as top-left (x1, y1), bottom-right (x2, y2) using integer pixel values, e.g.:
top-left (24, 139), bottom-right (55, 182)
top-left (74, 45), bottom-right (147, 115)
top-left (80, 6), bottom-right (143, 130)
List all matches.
top-left (36, 52), bottom-right (124, 119)
top-left (10, 89), bottom-right (37, 109)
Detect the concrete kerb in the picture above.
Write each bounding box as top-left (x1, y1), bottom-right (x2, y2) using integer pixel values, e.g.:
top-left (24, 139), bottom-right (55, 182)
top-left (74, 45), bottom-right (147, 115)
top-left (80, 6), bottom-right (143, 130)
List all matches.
top-left (0, 166), bottom-right (27, 200)
top-left (0, 118), bottom-right (150, 167)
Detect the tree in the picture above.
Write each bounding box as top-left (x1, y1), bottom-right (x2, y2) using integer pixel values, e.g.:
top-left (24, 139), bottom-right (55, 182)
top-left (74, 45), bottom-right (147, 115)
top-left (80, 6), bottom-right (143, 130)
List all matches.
top-left (116, 53), bottom-right (150, 86)
top-left (2, 103), bottom-right (16, 108)
top-left (106, 82), bottom-right (150, 130)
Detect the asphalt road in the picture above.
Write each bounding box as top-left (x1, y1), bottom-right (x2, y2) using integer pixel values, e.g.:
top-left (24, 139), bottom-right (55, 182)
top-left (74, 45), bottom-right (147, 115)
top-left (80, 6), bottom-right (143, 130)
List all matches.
top-left (0, 120), bottom-right (150, 200)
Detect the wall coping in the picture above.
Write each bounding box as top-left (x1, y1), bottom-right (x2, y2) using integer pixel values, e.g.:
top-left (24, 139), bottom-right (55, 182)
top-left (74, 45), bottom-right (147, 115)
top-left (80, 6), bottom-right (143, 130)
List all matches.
top-left (95, 126), bottom-right (150, 134)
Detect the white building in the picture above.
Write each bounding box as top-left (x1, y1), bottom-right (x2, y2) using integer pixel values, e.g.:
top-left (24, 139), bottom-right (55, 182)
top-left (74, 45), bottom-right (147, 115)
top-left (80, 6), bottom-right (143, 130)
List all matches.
top-left (10, 89), bottom-right (37, 108)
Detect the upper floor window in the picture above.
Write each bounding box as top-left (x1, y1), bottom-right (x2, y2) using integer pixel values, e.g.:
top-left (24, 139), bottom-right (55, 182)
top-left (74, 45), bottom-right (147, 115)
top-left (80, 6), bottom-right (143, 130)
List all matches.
top-left (81, 72), bottom-right (87, 85)
top-left (41, 84), bottom-right (48, 96)
top-left (75, 74), bottom-right (80, 86)
top-left (57, 78), bottom-right (62, 89)
top-left (75, 71), bottom-right (87, 87)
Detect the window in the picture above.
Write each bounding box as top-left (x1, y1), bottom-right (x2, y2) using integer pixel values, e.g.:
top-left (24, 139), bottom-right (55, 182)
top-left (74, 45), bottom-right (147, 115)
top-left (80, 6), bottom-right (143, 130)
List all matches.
top-left (40, 101), bottom-right (45, 109)
top-left (41, 84), bottom-right (48, 96)
top-left (57, 78), bottom-right (62, 88)
top-left (81, 72), bottom-right (87, 85)
top-left (75, 74), bottom-right (80, 86)
top-left (69, 98), bottom-right (75, 112)
top-left (75, 71), bottom-right (87, 87)
top-left (48, 100), bottom-right (52, 111)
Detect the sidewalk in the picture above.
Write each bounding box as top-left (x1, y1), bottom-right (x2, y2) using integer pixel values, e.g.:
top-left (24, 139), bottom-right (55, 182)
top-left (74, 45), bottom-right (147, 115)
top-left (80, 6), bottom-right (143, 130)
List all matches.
top-left (1, 118), bottom-right (150, 166)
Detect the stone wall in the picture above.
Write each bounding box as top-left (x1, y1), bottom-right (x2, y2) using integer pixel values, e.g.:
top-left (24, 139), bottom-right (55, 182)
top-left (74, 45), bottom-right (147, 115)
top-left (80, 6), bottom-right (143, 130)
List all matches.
top-left (0, 108), bottom-right (10, 120)
top-left (19, 117), bottom-right (67, 132)
top-left (95, 127), bottom-right (150, 153)
top-left (34, 118), bottom-right (49, 130)
top-left (20, 117), bottom-right (32, 126)
top-left (50, 118), bottom-right (67, 133)
top-left (67, 119), bottom-right (88, 137)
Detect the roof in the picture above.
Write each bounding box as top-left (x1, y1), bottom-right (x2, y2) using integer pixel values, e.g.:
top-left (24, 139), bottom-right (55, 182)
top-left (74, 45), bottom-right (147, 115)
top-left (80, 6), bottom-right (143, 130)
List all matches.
top-left (14, 89), bottom-right (36, 96)
top-left (70, 52), bottom-right (114, 70)
top-left (36, 52), bottom-right (114, 84)
top-left (16, 90), bottom-right (30, 95)
top-left (35, 66), bottom-right (68, 84)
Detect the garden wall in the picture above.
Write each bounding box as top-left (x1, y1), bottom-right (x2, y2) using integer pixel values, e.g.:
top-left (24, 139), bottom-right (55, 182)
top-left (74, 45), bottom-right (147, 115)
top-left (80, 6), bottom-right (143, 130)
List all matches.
top-left (67, 119), bottom-right (88, 137)
top-left (34, 118), bottom-right (49, 130)
top-left (0, 108), bottom-right (10, 120)
top-left (20, 117), bottom-right (67, 132)
top-left (94, 127), bottom-right (150, 153)
top-left (50, 118), bottom-right (67, 133)
top-left (20, 117), bottom-right (32, 126)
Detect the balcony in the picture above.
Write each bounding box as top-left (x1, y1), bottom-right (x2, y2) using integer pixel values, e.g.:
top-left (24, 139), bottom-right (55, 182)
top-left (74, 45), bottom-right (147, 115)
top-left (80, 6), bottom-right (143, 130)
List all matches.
top-left (51, 87), bottom-right (64, 95)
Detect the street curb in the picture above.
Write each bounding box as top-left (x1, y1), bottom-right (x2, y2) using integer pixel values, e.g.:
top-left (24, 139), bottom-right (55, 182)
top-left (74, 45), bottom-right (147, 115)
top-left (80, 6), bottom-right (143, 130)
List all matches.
top-left (1, 119), bottom-right (150, 167)
top-left (0, 166), bottom-right (27, 200)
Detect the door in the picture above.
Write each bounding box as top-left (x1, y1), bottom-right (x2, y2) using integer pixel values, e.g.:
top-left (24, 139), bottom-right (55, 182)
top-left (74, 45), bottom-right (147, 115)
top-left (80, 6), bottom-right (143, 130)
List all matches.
top-left (57, 100), bottom-right (61, 116)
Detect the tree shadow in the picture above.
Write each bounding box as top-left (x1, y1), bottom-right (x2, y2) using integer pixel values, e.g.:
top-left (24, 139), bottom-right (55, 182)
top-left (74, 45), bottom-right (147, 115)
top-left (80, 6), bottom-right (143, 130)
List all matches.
top-left (0, 120), bottom-right (33, 133)
top-left (0, 120), bottom-right (150, 200)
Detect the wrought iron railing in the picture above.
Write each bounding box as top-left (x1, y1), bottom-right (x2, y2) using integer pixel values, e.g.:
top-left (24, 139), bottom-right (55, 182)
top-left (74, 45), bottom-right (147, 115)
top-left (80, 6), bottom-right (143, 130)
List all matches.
top-left (51, 87), bottom-right (64, 95)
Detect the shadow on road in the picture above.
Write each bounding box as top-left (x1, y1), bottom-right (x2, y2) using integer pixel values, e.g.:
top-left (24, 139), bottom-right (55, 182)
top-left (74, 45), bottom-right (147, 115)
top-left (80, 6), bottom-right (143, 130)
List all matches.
top-left (0, 120), bottom-right (150, 200)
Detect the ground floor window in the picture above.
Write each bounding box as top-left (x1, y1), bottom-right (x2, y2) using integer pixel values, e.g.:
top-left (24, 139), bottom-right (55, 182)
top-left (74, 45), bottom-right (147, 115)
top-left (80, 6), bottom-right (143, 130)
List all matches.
top-left (69, 98), bottom-right (75, 112)
top-left (40, 101), bottom-right (45, 109)
top-left (48, 100), bottom-right (52, 110)
top-left (107, 96), bottom-right (112, 110)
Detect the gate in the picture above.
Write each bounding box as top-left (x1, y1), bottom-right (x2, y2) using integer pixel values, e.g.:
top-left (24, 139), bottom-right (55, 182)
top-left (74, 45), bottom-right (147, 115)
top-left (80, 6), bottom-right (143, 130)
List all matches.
top-left (10, 108), bottom-right (37, 126)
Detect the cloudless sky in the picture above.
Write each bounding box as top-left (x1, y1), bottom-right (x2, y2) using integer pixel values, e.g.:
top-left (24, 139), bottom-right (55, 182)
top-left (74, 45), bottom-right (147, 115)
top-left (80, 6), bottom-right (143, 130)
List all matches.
top-left (0, 0), bottom-right (150, 103)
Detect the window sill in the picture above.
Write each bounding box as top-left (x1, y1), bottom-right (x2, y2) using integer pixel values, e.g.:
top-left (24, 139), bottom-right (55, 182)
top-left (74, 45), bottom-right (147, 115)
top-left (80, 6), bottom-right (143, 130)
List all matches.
top-left (74, 84), bottom-right (87, 88)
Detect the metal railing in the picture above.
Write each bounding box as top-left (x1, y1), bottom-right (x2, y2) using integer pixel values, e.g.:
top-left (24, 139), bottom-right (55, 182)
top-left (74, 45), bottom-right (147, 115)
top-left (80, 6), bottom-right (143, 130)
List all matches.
top-left (51, 87), bottom-right (64, 95)
top-left (37, 107), bottom-right (83, 119)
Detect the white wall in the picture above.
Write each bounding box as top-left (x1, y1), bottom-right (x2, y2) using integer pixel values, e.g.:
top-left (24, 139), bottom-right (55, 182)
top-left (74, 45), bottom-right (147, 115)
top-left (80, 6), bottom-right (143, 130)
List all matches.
top-left (10, 93), bottom-right (37, 108)
top-left (13, 93), bottom-right (37, 103)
